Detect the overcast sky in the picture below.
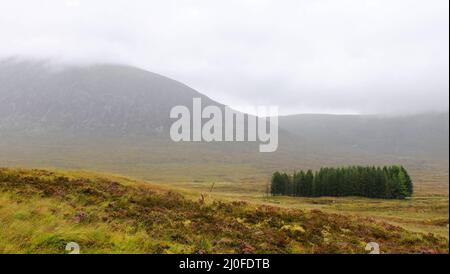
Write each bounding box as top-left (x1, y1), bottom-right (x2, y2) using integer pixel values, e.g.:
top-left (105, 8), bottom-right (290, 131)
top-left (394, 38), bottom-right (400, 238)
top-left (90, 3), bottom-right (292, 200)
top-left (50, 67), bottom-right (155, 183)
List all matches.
top-left (0, 0), bottom-right (448, 115)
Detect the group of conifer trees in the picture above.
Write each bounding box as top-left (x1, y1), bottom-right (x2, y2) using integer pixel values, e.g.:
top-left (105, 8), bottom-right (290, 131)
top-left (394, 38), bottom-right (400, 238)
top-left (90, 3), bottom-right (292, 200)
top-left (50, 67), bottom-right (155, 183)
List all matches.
top-left (270, 166), bottom-right (413, 199)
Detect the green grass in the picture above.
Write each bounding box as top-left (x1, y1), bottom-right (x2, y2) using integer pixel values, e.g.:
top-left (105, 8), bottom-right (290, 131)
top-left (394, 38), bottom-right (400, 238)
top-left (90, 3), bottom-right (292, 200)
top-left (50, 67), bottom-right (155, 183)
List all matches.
top-left (0, 167), bottom-right (448, 254)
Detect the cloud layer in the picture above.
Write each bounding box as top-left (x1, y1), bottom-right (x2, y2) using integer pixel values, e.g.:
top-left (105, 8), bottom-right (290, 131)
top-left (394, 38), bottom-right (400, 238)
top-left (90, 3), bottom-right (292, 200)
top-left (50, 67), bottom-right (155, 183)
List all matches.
top-left (0, 0), bottom-right (448, 114)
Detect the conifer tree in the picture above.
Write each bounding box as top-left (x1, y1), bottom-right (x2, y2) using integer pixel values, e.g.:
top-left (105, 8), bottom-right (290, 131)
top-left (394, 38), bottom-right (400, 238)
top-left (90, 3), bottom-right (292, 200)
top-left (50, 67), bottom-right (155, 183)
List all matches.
top-left (270, 172), bottom-right (284, 195)
top-left (400, 166), bottom-right (413, 196)
top-left (304, 170), bottom-right (314, 196)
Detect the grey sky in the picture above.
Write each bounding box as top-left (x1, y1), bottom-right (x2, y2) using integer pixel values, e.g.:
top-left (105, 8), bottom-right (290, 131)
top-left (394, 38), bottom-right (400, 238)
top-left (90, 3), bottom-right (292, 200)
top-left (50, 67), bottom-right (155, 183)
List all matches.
top-left (0, 0), bottom-right (448, 115)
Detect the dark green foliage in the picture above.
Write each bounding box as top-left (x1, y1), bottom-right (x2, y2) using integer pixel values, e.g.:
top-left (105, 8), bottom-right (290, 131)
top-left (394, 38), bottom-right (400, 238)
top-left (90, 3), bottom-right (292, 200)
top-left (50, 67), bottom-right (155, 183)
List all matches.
top-left (271, 166), bottom-right (413, 199)
top-left (271, 172), bottom-right (290, 196)
top-left (401, 166), bottom-right (413, 196)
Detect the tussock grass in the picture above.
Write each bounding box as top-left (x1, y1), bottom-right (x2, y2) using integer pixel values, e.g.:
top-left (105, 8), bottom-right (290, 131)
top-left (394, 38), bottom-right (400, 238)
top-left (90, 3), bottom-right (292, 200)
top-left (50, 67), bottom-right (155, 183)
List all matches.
top-left (0, 167), bottom-right (448, 254)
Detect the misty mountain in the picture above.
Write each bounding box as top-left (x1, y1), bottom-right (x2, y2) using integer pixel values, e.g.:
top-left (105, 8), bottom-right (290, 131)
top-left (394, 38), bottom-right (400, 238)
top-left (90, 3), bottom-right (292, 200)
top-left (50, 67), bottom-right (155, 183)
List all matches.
top-left (0, 59), bottom-right (219, 136)
top-left (0, 59), bottom-right (448, 185)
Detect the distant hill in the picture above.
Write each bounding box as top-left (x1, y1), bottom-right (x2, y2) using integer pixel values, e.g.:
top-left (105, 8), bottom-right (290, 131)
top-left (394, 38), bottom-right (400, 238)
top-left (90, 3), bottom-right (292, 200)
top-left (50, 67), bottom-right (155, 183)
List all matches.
top-left (279, 113), bottom-right (449, 160)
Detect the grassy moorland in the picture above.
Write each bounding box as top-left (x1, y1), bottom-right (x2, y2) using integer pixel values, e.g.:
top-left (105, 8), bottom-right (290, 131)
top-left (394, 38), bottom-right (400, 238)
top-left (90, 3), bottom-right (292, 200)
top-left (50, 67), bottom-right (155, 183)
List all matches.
top-left (173, 174), bottom-right (449, 240)
top-left (0, 168), bottom-right (448, 254)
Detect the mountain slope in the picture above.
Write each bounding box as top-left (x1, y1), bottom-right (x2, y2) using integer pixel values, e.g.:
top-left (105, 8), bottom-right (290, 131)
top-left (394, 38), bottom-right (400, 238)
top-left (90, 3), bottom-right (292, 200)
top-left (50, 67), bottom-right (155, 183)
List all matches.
top-left (0, 59), bottom-right (220, 136)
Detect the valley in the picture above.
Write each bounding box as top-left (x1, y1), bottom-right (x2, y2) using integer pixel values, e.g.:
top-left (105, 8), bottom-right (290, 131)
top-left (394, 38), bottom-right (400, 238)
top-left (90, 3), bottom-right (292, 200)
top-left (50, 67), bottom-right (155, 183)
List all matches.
top-left (0, 60), bottom-right (448, 254)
